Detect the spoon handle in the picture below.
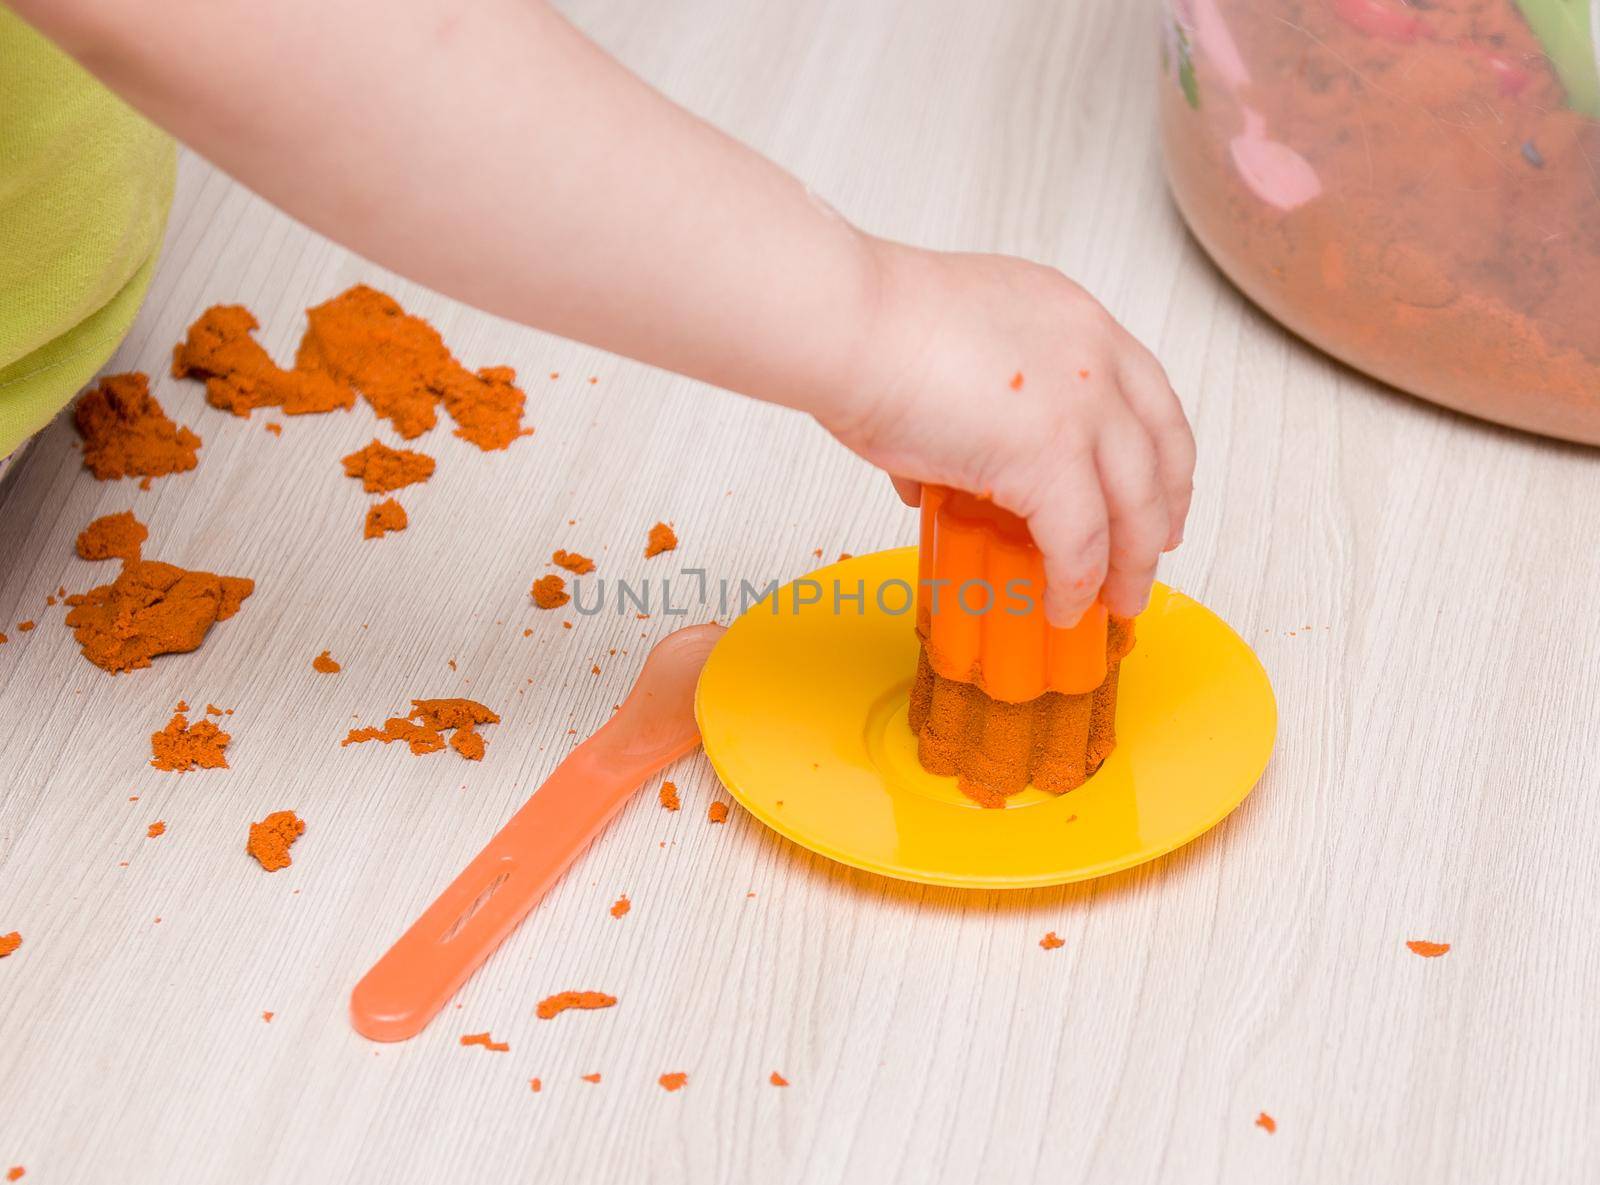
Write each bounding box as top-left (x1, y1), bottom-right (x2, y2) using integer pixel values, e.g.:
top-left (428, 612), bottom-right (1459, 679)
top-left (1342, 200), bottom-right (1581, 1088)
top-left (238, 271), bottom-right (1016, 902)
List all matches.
top-left (350, 753), bottom-right (615, 1041)
top-left (349, 624), bottom-right (723, 1042)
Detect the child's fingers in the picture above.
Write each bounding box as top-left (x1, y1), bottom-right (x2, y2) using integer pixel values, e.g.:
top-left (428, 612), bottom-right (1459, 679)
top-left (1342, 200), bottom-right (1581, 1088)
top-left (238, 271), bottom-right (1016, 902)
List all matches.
top-left (1093, 410), bottom-right (1167, 618)
top-left (1023, 456), bottom-right (1110, 629)
top-left (1114, 343), bottom-right (1195, 549)
top-left (888, 474), bottom-right (923, 506)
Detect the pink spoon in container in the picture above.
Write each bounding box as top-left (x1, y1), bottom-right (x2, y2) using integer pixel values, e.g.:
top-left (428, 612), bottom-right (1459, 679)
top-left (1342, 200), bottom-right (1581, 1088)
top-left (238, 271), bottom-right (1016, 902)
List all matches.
top-left (350, 622), bottom-right (726, 1042)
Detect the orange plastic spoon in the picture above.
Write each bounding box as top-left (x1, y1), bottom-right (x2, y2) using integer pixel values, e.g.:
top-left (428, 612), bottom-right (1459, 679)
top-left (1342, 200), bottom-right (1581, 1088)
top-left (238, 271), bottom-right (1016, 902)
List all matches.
top-left (350, 622), bottom-right (727, 1042)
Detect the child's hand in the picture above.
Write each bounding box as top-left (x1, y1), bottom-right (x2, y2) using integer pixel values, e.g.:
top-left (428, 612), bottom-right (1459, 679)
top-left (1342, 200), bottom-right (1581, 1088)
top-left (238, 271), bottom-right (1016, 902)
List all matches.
top-left (826, 239), bottom-right (1195, 628)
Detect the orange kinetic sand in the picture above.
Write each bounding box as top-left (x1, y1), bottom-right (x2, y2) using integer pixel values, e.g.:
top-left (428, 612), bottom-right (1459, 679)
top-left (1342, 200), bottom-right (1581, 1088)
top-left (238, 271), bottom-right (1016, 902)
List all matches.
top-left (74, 510), bottom-right (147, 563)
top-left (770, 1072), bottom-right (789, 1087)
top-left (1161, 0), bottom-right (1600, 442)
top-left (659, 780), bottom-right (680, 811)
top-left (146, 821), bottom-right (166, 838)
top-left (908, 488), bottom-right (1132, 807)
top-left (707, 801), bottom-right (729, 824)
top-left (609, 895), bottom-right (630, 919)
top-left (1406, 940), bottom-right (1451, 958)
top-left (343, 698), bottom-right (499, 760)
top-left (74, 372), bottom-right (201, 481)
top-left (298, 285), bottom-right (532, 448)
top-left (450, 729), bottom-right (485, 761)
top-left (364, 499), bottom-right (407, 539)
top-left (645, 522), bottom-right (677, 558)
top-left (150, 709), bottom-right (231, 771)
top-left (247, 811), bottom-right (305, 872)
top-left (1039, 932), bottom-right (1065, 951)
top-left (312, 650), bottom-right (341, 674)
top-left (0, 932), bottom-right (19, 958)
top-left (173, 304), bottom-right (353, 417)
top-left (535, 990), bottom-right (617, 1020)
top-left (412, 699), bottom-right (498, 731)
top-left (581, 1073), bottom-right (602, 1084)
top-left (552, 549), bottom-right (595, 575)
top-left (460, 1032), bottom-right (510, 1052)
top-left (658, 1072), bottom-right (687, 1092)
top-left (67, 514), bottom-right (253, 674)
top-left (531, 574), bottom-right (569, 609)
top-left (1255, 1112), bottom-right (1277, 1135)
top-left (342, 439), bottom-right (436, 494)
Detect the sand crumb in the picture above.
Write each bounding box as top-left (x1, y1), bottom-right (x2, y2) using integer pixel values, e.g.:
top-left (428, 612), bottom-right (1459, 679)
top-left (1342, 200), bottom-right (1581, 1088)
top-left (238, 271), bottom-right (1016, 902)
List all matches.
top-left (645, 522), bottom-right (678, 558)
top-left (536, 991), bottom-right (617, 1020)
top-left (363, 499), bottom-right (407, 539)
top-left (552, 549), bottom-right (595, 575)
top-left (247, 811), bottom-right (305, 872)
top-left (341, 439), bottom-right (436, 494)
top-left (344, 698), bottom-right (499, 760)
top-left (150, 711), bottom-right (230, 771)
top-left (531, 574), bottom-right (569, 609)
top-left (1406, 940), bottom-right (1451, 958)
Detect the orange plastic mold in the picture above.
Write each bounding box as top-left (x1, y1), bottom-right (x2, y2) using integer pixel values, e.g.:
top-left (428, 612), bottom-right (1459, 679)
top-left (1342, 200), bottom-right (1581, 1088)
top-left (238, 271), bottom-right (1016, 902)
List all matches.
top-left (915, 486), bottom-right (1107, 702)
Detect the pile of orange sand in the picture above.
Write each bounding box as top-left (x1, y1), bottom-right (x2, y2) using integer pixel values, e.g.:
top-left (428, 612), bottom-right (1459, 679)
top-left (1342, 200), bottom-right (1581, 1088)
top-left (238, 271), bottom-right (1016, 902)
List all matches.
top-left (173, 304), bottom-right (354, 417)
top-left (74, 372), bottom-right (200, 482)
top-left (66, 513), bottom-right (253, 674)
top-left (298, 286), bottom-right (532, 449)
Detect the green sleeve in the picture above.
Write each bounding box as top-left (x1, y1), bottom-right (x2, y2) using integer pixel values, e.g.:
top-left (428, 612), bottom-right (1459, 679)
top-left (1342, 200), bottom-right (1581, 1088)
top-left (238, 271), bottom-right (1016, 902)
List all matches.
top-left (0, 5), bottom-right (175, 460)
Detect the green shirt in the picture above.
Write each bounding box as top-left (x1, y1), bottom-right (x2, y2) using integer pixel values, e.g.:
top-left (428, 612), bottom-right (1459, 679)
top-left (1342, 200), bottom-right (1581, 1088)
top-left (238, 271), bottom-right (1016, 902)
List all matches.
top-left (0, 6), bottom-right (174, 460)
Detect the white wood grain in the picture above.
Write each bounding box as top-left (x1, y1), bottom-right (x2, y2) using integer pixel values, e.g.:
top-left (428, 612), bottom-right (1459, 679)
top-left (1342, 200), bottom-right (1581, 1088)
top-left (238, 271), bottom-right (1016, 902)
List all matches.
top-left (4, 1), bottom-right (1600, 1182)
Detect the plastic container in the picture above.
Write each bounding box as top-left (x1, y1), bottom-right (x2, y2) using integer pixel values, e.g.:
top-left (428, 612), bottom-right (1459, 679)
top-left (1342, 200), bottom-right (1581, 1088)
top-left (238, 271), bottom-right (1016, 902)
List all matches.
top-left (1159, 0), bottom-right (1600, 444)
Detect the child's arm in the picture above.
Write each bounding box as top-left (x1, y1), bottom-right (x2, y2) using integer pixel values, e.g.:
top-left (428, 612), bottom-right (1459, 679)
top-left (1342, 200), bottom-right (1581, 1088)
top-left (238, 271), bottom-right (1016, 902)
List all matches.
top-left (19, 0), bottom-right (1192, 625)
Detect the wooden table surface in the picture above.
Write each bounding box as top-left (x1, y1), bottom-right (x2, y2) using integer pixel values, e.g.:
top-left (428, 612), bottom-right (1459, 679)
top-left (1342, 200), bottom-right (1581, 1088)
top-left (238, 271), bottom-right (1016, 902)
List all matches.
top-left (4, 1), bottom-right (1599, 1182)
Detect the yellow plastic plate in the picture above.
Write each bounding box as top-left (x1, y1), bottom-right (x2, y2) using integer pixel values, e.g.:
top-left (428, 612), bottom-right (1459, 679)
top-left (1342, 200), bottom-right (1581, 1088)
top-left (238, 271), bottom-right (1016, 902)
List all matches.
top-left (695, 548), bottom-right (1276, 889)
